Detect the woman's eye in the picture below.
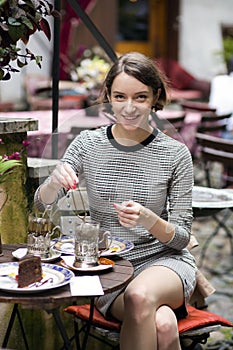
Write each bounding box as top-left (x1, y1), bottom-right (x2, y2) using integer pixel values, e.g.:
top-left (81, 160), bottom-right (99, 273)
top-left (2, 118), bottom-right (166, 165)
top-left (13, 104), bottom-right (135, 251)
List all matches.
top-left (113, 94), bottom-right (125, 101)
top-left (136, 95), bottom-right (147, 101)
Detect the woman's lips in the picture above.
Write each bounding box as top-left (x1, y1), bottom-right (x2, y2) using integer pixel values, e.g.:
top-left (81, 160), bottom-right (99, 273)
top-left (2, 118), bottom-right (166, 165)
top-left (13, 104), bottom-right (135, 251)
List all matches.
top-left (121, 114), bottom-right (140, 121)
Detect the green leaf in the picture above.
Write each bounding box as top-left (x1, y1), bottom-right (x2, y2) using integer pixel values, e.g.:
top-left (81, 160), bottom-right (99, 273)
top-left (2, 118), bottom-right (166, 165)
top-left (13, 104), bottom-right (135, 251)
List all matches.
top-left (30, 0), bottom-right (40, 9)
top-left (2, 72), bottom-right (11, 80)
top-left (0, 0), bottom-right (8, 6)
top-left (8, 17), bottom-right (21, 26)
top-left (21, 16), bottom-right (34, 30)
top-left (0, 69), bottom-right (4, 80)
top-left (35, 55), bottom-right (42, 65)
top-left (8, 24), bottom-right (26, 42)
top-left (0, 158), bottom-right (21, 174)
top-left (17, 58), bottom-right (26, 68)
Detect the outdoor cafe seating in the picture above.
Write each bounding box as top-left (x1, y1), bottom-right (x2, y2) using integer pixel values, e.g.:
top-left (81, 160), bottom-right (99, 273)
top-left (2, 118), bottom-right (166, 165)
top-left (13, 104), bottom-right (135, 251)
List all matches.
top-left (64, 303), bottom-right (232, 350)
top-left (193, 133), bottom-right (233, 267)
top-left (60, 191), bottom-right (233, 350)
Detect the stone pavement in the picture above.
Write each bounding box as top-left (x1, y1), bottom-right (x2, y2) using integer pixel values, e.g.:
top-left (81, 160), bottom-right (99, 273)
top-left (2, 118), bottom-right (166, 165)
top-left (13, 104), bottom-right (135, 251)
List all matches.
top-left (191, 209), bottom-right (233, 349)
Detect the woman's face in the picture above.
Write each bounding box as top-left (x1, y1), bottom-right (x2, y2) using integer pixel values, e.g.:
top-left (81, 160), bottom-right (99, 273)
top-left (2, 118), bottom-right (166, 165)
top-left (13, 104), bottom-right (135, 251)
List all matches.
top-left (109, 72), bottom-right (156, 131)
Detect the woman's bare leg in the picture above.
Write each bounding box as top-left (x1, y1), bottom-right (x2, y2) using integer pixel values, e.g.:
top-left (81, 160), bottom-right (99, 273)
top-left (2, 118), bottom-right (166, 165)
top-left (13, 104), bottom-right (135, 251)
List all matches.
top-left (110, 266), bottom-right (184, 350)
top-left (156, 305), bottom-right (181, 350)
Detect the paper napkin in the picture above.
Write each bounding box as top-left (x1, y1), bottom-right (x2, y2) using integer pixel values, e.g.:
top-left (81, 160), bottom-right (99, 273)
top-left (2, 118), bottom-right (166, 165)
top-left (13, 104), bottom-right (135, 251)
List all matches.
top-left (70, 275), bottom-right (104, 296)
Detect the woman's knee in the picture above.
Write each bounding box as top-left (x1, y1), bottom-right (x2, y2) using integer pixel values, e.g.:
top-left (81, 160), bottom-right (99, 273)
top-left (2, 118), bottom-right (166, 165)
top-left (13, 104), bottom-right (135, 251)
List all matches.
top-left (123, 285), bottom-right (153, 322)
top-left (156, 306), bottom-right (179, 342)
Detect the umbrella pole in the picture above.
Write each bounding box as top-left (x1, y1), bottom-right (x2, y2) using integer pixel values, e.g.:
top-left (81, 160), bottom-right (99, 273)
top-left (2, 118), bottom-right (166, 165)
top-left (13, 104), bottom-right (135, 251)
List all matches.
top-left (51, 0), bottom-right (117, 158)
top-left (67, 0), bottom-right (117, 63)
top-left (51, 0), bottom-right (61, 159)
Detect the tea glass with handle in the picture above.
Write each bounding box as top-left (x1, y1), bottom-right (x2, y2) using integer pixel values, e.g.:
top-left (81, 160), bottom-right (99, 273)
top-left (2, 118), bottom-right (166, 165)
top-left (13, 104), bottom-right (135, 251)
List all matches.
top-left (27, 215), bottom-right (60, 259)
top-left (74, 218), bottom-right (112, 268)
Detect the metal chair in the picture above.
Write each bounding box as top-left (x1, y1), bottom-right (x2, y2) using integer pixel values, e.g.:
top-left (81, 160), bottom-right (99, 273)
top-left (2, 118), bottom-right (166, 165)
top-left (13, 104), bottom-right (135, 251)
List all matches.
top-left (195, 133), bottom-right (233, 188)
top-left (64, 303), bottom-right (232, 350)
top-left (197, 112), bottom-right (232, 134)
top-left (180, 100), bottom-right (217, 114)
top-left (194, 133), bottom-right (233, 265)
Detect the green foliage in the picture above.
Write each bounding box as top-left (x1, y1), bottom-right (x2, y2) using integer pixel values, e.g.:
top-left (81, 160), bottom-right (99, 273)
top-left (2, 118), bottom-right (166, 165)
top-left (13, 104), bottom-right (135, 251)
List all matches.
top-left (222, 36), bottom-right (233, 63)
top-left (0, 156), bottom-right (22, 184)
top-left (216, 35), bottom-right (233, 72)
top-left (0, 0), bottom-right (59, 80)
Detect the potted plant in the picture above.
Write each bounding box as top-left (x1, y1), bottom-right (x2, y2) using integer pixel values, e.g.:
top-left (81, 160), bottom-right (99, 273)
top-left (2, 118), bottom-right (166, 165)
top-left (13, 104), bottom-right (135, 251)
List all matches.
top-left (216, 35), bottom-right (233, 74)
top-left (0, 0), bottom-right (59, 80)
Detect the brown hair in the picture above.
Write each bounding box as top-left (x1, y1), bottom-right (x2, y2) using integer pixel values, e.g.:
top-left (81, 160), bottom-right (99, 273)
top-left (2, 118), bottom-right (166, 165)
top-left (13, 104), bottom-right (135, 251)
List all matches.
top-left (98, 52), bottom-right (170, 111)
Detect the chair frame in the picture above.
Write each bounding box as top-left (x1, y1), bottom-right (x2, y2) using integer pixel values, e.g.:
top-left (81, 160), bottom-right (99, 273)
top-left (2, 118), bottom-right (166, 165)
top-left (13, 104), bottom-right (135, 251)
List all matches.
top-left (195, 132), bottom-right (233, 187)
top-left (197, 112), bottom-right (232, 134)
top-left (180, 100), bottom-right (217, 113)
top-left (195, 133), bottom-right (233, 265)
top-left (64, 303), bottom-right (232, 350)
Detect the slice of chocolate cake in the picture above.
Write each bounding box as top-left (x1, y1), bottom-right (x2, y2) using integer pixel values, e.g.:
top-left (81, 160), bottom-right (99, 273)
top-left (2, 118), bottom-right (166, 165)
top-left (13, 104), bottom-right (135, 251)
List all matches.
top-left (18, 255), bottom-right (42, 288)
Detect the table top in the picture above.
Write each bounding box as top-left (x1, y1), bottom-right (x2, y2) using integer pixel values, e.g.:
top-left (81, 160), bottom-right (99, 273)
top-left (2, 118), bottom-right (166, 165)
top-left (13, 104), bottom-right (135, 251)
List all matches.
top-left (192, 186), bottom-right (233, 218)
top-left (192, 186), bottom-right (233, 209)
top-left (0, 244), bottom-right (134, 310)
top-left (0, 109), bottom-right (111, 136)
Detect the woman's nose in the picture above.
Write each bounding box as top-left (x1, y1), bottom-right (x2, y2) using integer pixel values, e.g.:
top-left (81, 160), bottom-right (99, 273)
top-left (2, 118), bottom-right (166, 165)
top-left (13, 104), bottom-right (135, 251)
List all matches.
top-left (124, 99), bottom-right (135, 113)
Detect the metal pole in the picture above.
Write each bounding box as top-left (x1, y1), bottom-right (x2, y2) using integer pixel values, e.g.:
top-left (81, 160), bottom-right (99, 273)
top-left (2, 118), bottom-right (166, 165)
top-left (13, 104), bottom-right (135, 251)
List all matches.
top-left (51, 0), bottom-right (117, 158)
top-left (67, 0), bottom-right (117, 63)
top-left (51, 0), bottom-right (61, 159)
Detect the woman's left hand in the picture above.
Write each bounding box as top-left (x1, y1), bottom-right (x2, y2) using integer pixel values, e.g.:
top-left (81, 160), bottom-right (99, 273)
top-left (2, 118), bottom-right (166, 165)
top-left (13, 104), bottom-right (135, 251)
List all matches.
top-left (113, 200), bottom-right (143, 228)
top-left (114, 200), bottom-right (159, 230)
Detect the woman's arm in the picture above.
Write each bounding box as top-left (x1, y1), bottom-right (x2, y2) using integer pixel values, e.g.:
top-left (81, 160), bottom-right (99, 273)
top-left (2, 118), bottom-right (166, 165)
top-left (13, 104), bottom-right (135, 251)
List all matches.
top-left (114, 145), bottom-right (193, 250)
top-left (114, 201), bottom-right (175, 243)
top-left (35, 162), bottom-right (78, 207)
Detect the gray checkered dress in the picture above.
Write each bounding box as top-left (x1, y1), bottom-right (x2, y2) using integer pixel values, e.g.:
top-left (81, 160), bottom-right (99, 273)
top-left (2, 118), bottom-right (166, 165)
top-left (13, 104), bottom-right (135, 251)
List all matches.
top-left (35, 125), bottom-right (197, 317)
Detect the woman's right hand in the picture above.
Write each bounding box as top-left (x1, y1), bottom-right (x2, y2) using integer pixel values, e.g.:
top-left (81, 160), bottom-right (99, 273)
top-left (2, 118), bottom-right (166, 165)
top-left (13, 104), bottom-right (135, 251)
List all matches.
top-left (38, 162), bottom-right (79, 207)
top-left (49, 162), bottom-right (78, 191)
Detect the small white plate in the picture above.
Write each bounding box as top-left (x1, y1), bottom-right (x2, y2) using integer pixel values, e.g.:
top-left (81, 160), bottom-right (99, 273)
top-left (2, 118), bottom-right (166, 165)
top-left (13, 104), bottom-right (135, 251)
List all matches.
top-left (53, 236), bottom-right (134, 256)
top-left (12, 248), bottom-right (61, 262)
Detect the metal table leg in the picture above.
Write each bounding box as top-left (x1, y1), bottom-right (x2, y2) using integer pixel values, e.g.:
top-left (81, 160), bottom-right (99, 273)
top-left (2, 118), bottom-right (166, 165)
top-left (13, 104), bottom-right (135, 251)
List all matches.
top-left (199, 209), bottom-right (233, 267)
top-left (48, 308), bottom-right (74, 350)
top-left (80, 298), bottom-right (95, 350)
top-left (2, 304), bottom-right (30, 350)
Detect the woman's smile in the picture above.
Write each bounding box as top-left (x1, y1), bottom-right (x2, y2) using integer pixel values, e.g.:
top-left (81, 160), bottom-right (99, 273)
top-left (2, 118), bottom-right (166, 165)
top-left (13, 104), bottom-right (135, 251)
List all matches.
top-left (110, 72), bottom-right (155, 130)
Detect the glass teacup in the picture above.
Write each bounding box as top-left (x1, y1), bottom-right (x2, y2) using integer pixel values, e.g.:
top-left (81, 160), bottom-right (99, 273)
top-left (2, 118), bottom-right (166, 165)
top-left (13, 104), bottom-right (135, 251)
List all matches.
top-left (74, 219), bottom-right (112, 268)
top-left (27, 215), bottom-right (59, 259)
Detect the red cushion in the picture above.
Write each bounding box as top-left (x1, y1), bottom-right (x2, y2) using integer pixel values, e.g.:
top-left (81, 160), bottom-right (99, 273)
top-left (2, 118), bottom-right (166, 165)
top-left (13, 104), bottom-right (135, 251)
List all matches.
top-left (64, 304), bottom-right (121, 331)
top-left (64, 304), bottom-right (232, 334)
top-left (157, 58), bottom-right (195, 90)
top-left (178, 306), bottom-right (233, 333)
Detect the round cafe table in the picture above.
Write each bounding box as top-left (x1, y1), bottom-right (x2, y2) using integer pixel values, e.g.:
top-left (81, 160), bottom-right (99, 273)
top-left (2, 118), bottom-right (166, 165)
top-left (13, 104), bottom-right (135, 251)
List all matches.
top-left (192, 186), bottom-right (233, 266)
top-left (0, 244), bottom-right (134, 350)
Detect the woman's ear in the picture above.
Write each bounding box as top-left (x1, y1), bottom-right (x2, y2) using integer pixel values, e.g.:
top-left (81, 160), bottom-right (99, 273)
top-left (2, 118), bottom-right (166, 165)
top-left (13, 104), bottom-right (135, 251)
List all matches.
top-left (153, 88), bottom-right (161, 105)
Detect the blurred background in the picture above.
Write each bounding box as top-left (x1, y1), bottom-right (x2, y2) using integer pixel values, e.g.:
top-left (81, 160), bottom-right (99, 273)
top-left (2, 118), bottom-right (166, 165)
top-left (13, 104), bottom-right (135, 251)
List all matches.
top-left (1, 0), bottom-right (233, 110)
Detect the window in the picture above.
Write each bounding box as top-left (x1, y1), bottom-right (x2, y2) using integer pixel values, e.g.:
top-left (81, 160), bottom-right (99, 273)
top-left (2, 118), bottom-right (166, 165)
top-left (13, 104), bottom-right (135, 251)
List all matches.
top-left (117, 0), bottom-right (149, 42)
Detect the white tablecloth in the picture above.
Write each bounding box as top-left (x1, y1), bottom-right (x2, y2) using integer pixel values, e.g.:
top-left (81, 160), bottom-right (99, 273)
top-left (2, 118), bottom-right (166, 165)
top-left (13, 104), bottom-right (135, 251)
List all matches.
top-left (209, 74), bottom-right (233, 130)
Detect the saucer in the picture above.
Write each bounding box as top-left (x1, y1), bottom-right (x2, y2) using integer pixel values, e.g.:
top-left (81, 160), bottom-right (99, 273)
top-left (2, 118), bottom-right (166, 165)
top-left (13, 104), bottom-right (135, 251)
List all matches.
top-left (60, 255), bottom-right (114, 272)
top-left (41, 249), bottom-right (61, 262)
top-left (12, 248), bottom-right (61, 262)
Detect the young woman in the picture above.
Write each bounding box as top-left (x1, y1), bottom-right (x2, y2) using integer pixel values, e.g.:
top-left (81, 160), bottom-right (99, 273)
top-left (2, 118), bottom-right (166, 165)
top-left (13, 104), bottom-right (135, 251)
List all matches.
top-left (35, 52), bottom-right (197, 350)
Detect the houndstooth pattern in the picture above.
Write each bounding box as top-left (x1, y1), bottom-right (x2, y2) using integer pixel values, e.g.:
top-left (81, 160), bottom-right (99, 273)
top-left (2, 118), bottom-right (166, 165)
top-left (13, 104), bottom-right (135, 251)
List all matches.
top-left (35, 125), bottom-right (197, 317)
